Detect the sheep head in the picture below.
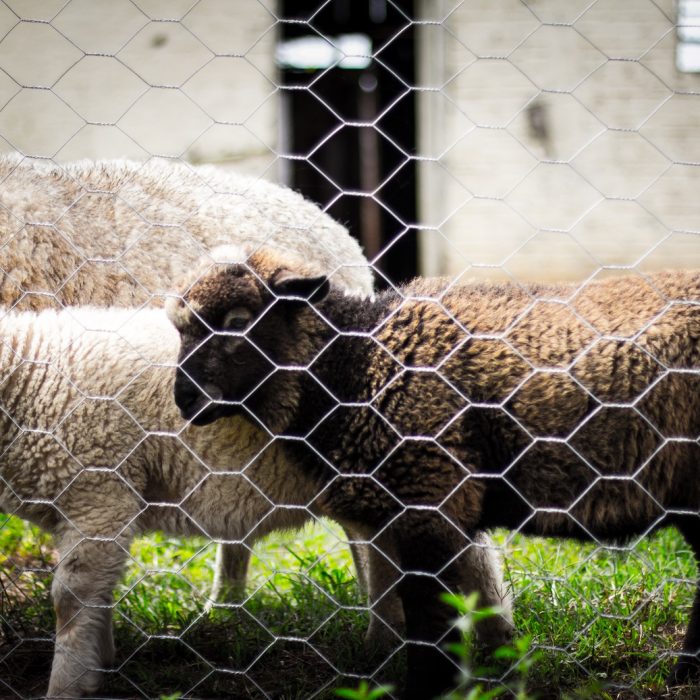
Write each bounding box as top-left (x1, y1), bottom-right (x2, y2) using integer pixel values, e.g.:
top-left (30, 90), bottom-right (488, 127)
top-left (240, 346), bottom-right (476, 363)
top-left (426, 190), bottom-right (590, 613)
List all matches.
top-left (167, 245), bottom-right (330, 430)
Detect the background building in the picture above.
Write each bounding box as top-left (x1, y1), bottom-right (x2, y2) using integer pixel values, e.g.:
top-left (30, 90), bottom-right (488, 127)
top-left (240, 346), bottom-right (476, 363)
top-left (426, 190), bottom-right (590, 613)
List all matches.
top-left (417, 0), bottom-right (700, 282)
top-left (0, 0), bottom-right (697, 285)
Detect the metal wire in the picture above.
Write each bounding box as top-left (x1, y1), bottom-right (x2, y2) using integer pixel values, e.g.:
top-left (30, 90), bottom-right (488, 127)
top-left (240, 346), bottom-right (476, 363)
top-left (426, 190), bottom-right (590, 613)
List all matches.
top-left (0, 0), bottom-right (699, 698)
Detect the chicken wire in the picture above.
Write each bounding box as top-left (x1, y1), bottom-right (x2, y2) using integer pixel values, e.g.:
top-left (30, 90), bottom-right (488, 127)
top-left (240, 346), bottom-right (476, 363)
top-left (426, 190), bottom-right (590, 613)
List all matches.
top-left (0, 0), bottom-right (699, 698)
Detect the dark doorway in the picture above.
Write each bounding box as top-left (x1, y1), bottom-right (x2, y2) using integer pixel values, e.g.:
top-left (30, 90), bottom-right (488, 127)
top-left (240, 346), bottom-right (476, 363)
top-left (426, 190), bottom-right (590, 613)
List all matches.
top-left (279, 0), bottom-right (417, 287)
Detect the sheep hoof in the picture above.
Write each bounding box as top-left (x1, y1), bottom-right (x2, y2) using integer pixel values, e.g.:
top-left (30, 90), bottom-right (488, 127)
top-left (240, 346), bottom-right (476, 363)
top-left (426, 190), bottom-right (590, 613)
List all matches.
top-left (474, 615), bottom-right (515, 652)
top-left (667, 657), bottom-right (700, 687)
top-left (213, 580), bottom-right (247, 604)
top-left (364, 620), bottom-right (401, 658)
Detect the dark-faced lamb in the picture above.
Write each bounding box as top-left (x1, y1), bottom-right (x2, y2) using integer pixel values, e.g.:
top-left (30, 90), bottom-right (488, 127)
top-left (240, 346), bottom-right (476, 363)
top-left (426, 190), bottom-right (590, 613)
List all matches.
top-left (169, 245), bottom-right (700, 699)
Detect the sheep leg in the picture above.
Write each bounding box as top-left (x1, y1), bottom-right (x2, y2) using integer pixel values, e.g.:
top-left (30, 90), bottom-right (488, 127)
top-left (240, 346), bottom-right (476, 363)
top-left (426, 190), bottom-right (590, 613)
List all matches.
top-left (210, 542), bottom-right (250, 604)
top-left (369, 530), bottom-right (514, 654)
top-left (392, 511), bottom-right (464, 700)
top-left (458, 532), bottom-right (514, 649)
top-left (668, 519), bottom-right (700, 685)
top-left (47, 533), bottom-right (129, 698)
top-left (364, 532), bottom-right (404, 654)
top-left (347, 532), bottom-right (371, 593)
top-left (342, 521), bottom-right (404, 654)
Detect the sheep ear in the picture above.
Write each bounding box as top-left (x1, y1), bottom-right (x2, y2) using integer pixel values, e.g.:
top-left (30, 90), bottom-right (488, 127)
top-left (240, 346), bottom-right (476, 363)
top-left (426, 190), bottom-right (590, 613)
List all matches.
top-left (271, 270), bottom-right (330, 304)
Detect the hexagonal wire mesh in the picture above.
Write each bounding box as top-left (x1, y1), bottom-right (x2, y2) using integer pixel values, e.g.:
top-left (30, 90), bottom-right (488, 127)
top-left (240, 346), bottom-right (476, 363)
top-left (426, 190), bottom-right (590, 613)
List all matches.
top-left (0, 0), bottom-right (699, 698)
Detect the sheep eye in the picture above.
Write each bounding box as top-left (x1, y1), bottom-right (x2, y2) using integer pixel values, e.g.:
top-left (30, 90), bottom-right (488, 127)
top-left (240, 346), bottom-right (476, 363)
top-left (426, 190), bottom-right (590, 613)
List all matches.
top-left (221, 307), bottom-right (252, 331)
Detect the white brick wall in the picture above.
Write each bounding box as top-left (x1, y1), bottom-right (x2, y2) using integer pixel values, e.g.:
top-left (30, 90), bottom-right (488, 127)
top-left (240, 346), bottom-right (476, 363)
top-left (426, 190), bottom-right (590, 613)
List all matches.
top-left (0, 0), bottom-right (278, 178)
top-left (418, 0), bottom-right (700, 281)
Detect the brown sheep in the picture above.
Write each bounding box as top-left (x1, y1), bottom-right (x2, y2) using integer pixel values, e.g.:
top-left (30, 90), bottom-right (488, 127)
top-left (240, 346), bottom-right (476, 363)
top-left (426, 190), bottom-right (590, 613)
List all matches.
top-left (167, 245), bottom-right (700, 699)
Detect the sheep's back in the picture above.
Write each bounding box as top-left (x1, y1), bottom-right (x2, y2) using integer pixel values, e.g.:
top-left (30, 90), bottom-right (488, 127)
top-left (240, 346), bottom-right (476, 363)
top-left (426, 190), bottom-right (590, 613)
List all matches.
top-left (364, 272), bottom-right (700, 537)
top-left (0, 156), bottom-right (373, 310)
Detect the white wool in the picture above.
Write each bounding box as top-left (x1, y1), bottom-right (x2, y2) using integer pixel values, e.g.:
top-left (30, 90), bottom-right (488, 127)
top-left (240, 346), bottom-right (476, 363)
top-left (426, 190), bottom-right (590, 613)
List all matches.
top-left (209, 243), bottom-right (250, 265)
top-left (0, 155), bottom-right (374, 310)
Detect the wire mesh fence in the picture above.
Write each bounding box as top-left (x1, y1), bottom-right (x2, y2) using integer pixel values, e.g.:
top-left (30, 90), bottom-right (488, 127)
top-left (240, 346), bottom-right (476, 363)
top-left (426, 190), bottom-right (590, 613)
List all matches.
top-left (0, 1), bottom-right (699, 698)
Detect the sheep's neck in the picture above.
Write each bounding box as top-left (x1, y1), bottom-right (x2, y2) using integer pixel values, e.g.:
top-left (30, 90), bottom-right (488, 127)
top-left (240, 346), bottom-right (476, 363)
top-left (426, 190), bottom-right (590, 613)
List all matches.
top-left (299, 287), bottom-right (397, 395)
top-left (313, 287), bottom-right (394, 334)
top-left (278, 289), bottom-right (401, 468)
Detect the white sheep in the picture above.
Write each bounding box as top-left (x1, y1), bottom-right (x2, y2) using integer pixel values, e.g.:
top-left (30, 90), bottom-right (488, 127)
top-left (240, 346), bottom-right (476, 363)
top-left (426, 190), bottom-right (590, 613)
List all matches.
top-left (0, 306), bottom-right (356, 696)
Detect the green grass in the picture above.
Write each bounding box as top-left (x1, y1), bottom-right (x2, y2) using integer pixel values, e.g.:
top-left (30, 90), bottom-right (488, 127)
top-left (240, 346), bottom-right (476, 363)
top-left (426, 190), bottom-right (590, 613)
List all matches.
top-left (1, 515), bottom-right (698, 698)
top-left (503, 528), bottom-right (697, 698)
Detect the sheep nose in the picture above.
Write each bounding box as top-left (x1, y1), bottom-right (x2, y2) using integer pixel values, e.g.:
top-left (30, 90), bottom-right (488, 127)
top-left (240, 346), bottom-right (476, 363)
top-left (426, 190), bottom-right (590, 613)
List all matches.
top-left (173, 371), bottom-right (204, 415)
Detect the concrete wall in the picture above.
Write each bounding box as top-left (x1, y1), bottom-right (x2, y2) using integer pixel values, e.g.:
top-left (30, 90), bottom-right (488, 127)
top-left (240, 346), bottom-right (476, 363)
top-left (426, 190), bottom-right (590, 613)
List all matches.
top-left (417, 0), bottom-right (700, 281)
top-left (0, 0), bottom-right (278, 178)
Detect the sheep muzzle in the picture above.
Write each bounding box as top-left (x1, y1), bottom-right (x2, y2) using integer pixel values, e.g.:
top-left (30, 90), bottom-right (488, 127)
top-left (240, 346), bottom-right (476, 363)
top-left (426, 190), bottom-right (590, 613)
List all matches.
top-left (173, 370), bottom-right (229, 426)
